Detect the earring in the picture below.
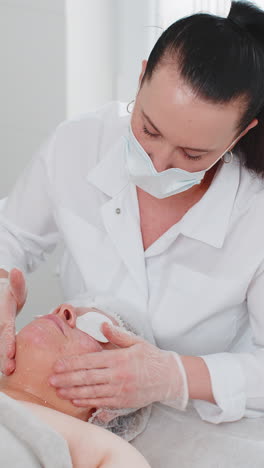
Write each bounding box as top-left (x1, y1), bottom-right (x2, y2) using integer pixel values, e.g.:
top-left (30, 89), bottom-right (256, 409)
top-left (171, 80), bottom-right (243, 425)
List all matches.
top-left (126, 100), bottom-right (135, 114)
top-left (223, 150), bottom-right (234, 164)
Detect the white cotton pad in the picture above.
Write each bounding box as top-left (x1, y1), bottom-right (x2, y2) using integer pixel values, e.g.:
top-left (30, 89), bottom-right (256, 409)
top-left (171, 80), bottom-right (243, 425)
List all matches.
top-left (76, 312), bottom-right (113, 343)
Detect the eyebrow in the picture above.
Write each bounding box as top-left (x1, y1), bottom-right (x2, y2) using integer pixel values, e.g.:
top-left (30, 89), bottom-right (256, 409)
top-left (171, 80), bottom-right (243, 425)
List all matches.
top-left (142, 110), bottom-right (211, 153)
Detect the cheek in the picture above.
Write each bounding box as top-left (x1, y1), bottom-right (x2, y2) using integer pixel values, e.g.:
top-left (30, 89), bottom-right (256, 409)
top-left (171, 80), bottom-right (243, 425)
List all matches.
top-left (17, 323), bottom-right (65, 350)
top-left (15, 335), bottom-right (66, 373)
top-left (68, 332), bottom-right (103, 354)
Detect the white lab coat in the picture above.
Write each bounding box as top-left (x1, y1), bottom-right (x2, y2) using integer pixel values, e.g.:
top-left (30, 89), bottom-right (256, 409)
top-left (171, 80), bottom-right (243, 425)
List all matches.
top-left (1, 101), bottom-right (264, 424)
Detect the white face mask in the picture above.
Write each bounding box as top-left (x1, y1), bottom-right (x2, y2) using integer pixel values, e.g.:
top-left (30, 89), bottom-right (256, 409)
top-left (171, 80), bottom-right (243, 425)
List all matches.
top-left (124, 125), bottom-right (238, 199)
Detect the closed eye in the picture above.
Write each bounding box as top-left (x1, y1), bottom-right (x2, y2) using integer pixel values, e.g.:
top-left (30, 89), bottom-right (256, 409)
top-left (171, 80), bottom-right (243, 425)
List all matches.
top-left (143, 125), bottom-right (203, 161)
top-left (183, 151), bottom-right (202, 161)
top-left (142, 125), bottom-right (159, 138)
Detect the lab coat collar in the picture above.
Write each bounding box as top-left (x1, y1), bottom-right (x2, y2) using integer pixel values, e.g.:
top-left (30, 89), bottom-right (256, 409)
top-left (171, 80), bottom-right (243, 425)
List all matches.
top-left (86, 136), bottom-right (130, 197)
top-left (180, 157), bottom-right (240, 248)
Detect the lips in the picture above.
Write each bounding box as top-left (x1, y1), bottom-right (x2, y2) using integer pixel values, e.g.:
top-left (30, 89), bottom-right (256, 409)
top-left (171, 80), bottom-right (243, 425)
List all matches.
top-left (40, 315), bottom-right (65, 336)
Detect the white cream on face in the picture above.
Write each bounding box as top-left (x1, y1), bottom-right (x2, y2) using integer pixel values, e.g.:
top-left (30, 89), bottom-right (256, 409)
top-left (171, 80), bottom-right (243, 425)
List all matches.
top-left (76, 312), bottom-right (113, 343)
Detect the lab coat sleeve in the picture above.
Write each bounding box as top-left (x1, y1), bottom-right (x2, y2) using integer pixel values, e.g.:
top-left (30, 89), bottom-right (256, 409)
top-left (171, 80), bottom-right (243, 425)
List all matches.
top-left (0, 133), bottom-right (60, 274)
top-left (193, 264), bottom-right (264, 423)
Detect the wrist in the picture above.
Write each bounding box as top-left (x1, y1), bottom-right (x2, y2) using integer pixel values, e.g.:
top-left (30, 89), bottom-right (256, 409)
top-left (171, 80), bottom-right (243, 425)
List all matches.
top-left (180, 355), bottom-right (215, 403)
top-left (159, 351), bottom-right (189, 410)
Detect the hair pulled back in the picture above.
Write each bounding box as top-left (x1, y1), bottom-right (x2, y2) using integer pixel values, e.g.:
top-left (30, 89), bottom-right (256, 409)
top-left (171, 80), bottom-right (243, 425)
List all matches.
top-left (142, 1), bottom-right (264, 176)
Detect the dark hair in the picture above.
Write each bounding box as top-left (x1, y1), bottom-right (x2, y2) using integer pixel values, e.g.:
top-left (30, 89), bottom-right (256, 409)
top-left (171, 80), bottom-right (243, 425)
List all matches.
top-left (141, 1), bottom-right (264, 176)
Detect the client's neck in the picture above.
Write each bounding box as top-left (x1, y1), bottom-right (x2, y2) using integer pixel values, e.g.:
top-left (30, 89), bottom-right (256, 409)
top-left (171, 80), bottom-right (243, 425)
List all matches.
top-left (0, 370), bottom-right (94, 422)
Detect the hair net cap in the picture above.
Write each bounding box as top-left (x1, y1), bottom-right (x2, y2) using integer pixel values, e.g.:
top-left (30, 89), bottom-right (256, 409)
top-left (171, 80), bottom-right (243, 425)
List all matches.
top-left (88, 404), bottom-right (152, 442)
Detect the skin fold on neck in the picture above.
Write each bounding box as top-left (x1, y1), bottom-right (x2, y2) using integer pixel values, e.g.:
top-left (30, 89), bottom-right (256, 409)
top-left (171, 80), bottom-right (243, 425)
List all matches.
top-left (0, 374), bottom-right (94, 422)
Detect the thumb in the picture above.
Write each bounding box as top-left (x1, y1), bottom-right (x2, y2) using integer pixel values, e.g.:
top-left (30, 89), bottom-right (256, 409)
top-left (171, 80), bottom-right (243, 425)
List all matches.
top-left (9, 269), bottom-right (27, 309)
top-left (101, 323), bottom-right (142, 348)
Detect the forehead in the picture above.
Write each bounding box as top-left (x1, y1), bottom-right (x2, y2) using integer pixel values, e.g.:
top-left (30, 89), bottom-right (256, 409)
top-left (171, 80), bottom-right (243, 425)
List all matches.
top-left (140, 65), bottom-right (243, 147)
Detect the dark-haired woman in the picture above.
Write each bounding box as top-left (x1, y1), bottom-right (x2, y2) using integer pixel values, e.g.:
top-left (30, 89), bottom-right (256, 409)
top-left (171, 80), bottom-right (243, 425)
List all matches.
top-left (1, 0), bottom-right (264, 439)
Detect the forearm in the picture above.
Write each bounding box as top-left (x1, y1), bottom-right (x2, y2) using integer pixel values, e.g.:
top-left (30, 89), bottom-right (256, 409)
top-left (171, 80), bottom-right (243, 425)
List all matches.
top-left (181, 355), bottom-right (215, 403)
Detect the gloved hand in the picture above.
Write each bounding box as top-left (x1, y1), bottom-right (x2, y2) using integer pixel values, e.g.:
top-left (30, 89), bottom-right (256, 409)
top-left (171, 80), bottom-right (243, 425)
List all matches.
top-left (0, 268), bottom-right (27, 375)
top-left (50, 323), bottom-right (189, 410)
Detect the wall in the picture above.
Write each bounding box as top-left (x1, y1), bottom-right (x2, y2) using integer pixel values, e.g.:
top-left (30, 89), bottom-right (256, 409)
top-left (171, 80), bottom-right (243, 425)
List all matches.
top-left (114, 0), bottom-right (160, 103)
top-left (2, 0), bottom-right (159, 329)
top-left (0, 0), bottom-right (66, 328)
top-left (66, 0), bottom-right (115, 116)
top-left (65, 0), bottom-right (160, 118)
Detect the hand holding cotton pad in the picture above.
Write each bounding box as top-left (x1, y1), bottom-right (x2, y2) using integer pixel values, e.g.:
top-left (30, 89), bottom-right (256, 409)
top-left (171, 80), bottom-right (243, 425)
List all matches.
top-left (76, 311), bottom-right (113, 343)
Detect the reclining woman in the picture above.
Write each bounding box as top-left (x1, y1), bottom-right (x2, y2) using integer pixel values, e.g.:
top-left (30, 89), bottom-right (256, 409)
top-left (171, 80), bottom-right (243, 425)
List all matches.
top-left (0, 299), bottom-right (150, 468)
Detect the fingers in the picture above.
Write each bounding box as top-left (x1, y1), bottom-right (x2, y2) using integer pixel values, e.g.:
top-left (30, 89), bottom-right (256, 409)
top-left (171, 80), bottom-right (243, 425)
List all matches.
top-left (0, 272), bottom-right (19, 374)
top-left (9, 268), bottom-right (27, 310)
top-left (53, 349), bottom-right (122, 373)
top-left (72, 397), bottom-right (123, 409)
top-left (57, 384), bottom-right (116, 401)
top-left (0, 326), bottom-right (16, 373)
top-left (1, 358), bottom-right (16, 376)
top-left (101, 323), bottom-right (142, 348)
top-left (1, 320), bottom-right (16, 355)
top-left (0, 322), bottom-right (16, 374)
top-left (5, 333), bottom-right (16, 360)
top-left (49, 369), bottom-right (112, 388)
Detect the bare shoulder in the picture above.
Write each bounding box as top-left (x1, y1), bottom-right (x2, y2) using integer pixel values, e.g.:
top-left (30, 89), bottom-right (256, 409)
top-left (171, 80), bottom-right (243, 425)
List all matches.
top-left (20, 401), bottom-right (150, 468)
top-left (19, 401), bottom-right (101, 467)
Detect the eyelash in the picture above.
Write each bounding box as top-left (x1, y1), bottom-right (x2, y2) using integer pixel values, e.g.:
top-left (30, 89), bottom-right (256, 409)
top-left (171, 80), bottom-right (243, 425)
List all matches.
top-left (142, 125), bottom-right (202, 161)
top-left (143, 125), bottom-right (158, 138)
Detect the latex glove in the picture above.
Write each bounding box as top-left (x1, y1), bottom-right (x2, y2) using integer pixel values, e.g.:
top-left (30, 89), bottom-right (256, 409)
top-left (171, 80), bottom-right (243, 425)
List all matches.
top-left (50, 323), bottom-right (189, 410)
top-left (0, 268), bottom-right (27, 375)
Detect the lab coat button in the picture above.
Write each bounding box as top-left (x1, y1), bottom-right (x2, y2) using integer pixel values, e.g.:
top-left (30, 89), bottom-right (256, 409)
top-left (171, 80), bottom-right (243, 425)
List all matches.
top-left (115, 208), bottom-right (121, 214)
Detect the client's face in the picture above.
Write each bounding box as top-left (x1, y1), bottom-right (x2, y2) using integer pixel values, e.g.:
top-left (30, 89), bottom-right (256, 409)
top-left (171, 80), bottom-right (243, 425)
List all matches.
top-left (1, 305), bottom-right (117, 420)
top-left (17, 304), bottom-right (116, 364)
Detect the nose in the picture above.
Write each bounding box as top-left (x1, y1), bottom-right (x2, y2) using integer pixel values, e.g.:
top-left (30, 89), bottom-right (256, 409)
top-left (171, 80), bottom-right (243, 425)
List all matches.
top-left (150, 155), bottom-right (174, 172)
top-left (149, 145), bottom-right (178, 172)
top-left (53, 304), bottom-right (77, 328)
